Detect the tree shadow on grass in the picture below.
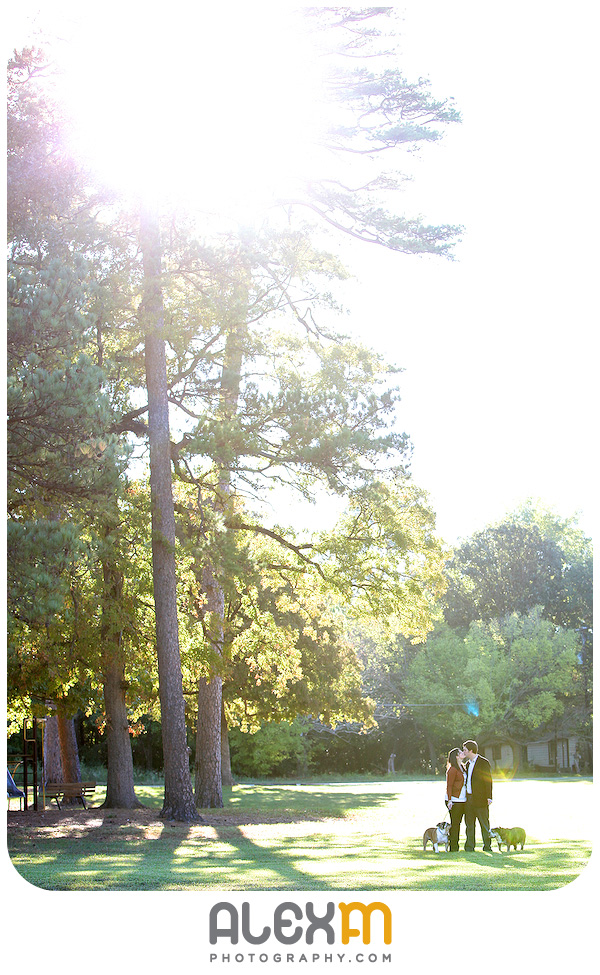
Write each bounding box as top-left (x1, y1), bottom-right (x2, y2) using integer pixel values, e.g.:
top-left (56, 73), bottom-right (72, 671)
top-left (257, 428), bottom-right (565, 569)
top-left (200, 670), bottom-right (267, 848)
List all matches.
top-left (218, 786), bottom-right (395, 823)
top-left (389, 838), bottom-right (592, 891)
top-left (7, 814), bottom-right (592, 892)
top-left (7, 785), bottom-right (399, 892)
top-left (195, 821), bottom-right (332, 891)
top-left (7, 815), bottom-right (196, 891)
top-left (17, 787), bottom-right (591, 892)
top-left (186, 789), bottom-right (400, 891)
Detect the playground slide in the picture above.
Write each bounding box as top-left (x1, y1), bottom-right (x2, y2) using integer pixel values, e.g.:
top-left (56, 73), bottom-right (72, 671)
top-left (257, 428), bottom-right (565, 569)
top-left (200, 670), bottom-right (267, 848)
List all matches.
top-left (7, 770), bottom-right (25, 798)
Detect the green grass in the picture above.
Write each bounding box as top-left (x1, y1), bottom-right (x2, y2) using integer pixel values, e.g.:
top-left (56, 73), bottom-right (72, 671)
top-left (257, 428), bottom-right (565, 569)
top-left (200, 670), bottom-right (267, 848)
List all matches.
top-left (7, 777), bottom-right (592, 892)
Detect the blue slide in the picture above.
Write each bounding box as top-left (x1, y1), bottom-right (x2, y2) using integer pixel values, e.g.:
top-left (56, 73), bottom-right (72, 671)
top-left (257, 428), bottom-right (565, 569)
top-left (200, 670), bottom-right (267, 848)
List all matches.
top-left (7, 769), bottom-right (25, 798)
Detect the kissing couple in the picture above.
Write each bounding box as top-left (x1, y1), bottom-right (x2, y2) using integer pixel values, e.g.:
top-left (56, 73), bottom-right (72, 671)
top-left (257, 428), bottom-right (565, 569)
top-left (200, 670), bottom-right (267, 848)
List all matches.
top-left (445, 740), bottom-right (493, 852)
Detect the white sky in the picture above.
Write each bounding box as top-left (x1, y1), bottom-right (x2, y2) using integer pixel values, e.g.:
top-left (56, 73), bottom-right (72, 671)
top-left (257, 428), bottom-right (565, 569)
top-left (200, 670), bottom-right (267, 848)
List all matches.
top-left (6, 0), bottom-right (597, 546)
top-left (339, 1), bottom-right (598, 544)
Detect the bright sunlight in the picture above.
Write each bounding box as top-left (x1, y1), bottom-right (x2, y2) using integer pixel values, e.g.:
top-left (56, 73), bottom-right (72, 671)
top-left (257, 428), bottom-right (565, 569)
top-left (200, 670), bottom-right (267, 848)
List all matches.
top-left (53, 5), bottom-right (326, 221)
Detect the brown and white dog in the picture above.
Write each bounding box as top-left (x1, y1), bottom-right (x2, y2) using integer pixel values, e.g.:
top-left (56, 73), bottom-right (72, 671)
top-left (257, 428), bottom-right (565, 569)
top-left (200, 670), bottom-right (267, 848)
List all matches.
top-left (489, 826), bottom-right (526, 852)
top-left (423, 821), bottom-right (451, 852)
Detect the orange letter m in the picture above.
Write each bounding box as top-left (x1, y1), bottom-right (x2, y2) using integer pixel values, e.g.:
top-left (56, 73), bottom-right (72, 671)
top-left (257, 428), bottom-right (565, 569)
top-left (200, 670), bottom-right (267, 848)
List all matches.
top-left (338, 902), bottom-right (392, 945)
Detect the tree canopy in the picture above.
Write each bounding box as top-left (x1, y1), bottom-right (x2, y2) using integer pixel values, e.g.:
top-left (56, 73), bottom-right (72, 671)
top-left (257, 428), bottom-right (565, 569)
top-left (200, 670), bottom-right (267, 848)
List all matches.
top-left (443, 502), bottom-right (593, 632)
top-left (359, 502), bottom-right (593, 768)
top-left (402, 611), bottom-right (580, 745)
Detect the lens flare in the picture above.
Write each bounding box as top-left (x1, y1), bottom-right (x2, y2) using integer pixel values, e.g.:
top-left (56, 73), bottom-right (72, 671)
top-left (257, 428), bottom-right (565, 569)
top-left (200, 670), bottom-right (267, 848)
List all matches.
top-left (52, 5), bottom-right (326, 220)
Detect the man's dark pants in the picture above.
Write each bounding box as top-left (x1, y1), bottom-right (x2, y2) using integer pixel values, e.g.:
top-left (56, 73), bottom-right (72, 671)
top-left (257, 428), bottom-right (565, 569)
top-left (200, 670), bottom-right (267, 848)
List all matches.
top-left (464, 797), bottom-right (492, 851)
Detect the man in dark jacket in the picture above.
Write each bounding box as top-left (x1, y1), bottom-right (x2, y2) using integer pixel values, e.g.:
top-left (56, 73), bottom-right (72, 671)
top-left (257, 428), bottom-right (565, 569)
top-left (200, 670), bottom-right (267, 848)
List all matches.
top-left (462, 740), bottom-right (493, 851)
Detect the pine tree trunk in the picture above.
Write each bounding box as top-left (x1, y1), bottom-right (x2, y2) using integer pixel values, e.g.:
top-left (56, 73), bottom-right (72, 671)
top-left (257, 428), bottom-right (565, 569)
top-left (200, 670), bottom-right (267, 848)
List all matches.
top-left (426, 735), bottom-right (438, 774)
top-left (195, 564), bottom-right (224, 808)
top-left (194, 311), bottom-right (246, 809)
top-left (56, 712), bottom-right (81, 783)
top-left (221, 700), bottom-right (233, 788)
top-left (141, 205), bottom-right (199, 822)
top-left (195, 676), bottom-right (223, 806)
top-left (101, 558), bottom-right (143, 808)
top-left (43, 714), bottom-right (63, 784)
top-left (102, 661), bottom-right (144, 807)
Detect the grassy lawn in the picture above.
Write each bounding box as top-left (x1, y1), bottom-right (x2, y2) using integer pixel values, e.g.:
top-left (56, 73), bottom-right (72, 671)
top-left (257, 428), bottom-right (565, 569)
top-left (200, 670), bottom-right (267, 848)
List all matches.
top-left (7, 777), bottom-right (592, 892)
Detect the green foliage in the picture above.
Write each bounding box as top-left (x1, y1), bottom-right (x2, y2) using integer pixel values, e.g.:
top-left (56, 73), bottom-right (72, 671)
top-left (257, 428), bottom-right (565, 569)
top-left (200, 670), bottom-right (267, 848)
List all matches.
top-left (317, 479), bottom-right (447, 637)
top-left (354, 501), bottom-right (592, 763)
top-left (229, 720), bottom-right (306, 777)
top-left (444, 502), bottom-right (593, 631)
top-left (7, 16), bottom-right (461, 756)
top-left (394, 624), bottom-right (475, 747)
top-left (402, 610), bottom-right (580, 750)
top-left (7, 253), bottom-right (121, 511)
top-left (176, 519), bottom-right (373, 733)
top-left (443, 520), bottom-right (563, 629)
top-left (6, 52), bottom-right (149, 736)
top-left (512, 500), bottom-right (593, 630)
top-left (168, 255), bottom-right (412, 503)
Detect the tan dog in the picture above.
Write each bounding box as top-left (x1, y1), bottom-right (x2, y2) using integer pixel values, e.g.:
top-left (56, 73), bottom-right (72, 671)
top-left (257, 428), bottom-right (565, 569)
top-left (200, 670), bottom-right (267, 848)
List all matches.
top-left (423, 821), bottom-right (450, 852)
top-left (489, 826), bottom-right (526, 852)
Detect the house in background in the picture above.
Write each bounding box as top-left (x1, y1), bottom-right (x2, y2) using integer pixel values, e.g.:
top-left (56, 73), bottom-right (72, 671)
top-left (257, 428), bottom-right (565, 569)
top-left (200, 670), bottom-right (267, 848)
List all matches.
top-left (481, 737), bottom-right (523, 771)
top-left (524, 734), bottom-right (580, 771)
top-left (481, 733), bottom-right (582, 772)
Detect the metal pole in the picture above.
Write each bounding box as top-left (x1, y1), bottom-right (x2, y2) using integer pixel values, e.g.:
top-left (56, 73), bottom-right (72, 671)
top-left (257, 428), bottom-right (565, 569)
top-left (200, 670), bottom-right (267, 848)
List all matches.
top-left (22, 720), bottom-right (28, 811)
top-left (39, 719), bottom-right (47, 809)
top-left (32, 718), bottom-right (38, 811)
top-left (21, 719), bottom-right (40, 811)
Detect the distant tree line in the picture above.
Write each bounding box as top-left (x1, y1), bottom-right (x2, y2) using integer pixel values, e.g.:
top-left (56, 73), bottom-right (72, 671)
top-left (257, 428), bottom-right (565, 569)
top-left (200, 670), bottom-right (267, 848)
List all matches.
top-left (355, 502), bottom-right (592, 772)
top-left (10, 498), bottom-right (589, 781)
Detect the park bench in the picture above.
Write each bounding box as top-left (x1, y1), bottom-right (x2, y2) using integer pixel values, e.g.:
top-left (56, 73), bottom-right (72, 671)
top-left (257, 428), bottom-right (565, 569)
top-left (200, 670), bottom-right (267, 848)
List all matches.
top-left (43, 781), bottom-right (96, 809)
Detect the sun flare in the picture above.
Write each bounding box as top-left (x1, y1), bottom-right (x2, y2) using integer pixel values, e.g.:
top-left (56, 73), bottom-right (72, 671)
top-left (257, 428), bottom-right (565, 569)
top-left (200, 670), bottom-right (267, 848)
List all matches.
top-left (53, 5), bottom-right (325, 221)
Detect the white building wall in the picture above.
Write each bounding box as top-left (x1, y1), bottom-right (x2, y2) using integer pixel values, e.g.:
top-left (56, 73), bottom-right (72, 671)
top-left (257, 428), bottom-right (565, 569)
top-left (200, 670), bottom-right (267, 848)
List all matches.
top-left (526, 742), bottom-right (550, 766)
top-left (483, 744), bottom-right (514, 769)
top-left (526, 739), bottom-right (578, 768)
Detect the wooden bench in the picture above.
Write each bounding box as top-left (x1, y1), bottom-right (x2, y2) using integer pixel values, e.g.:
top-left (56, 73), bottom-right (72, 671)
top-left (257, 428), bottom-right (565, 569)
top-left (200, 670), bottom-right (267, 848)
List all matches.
top-left (43, 781), bottom-right (96, 809)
